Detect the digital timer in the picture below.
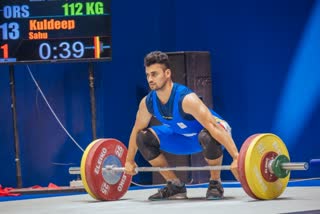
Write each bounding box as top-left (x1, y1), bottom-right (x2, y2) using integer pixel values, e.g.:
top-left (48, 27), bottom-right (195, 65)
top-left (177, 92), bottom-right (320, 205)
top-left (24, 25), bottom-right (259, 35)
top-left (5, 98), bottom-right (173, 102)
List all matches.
top-left (0, 0), bottom-right (111, 64)
top-left (39, 41), bottom-right (84, 60)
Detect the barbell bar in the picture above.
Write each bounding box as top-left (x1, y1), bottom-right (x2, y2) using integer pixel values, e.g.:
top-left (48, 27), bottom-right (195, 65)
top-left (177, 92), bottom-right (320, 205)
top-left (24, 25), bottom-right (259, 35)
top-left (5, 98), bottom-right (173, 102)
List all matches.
top-left (69, 161), bottom-right (308, 174)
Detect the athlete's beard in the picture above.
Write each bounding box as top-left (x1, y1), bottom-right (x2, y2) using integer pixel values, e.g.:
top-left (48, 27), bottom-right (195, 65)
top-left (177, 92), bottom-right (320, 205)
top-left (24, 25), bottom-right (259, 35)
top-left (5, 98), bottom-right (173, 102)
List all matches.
top-left (151, 79), bottom-right (167, 91)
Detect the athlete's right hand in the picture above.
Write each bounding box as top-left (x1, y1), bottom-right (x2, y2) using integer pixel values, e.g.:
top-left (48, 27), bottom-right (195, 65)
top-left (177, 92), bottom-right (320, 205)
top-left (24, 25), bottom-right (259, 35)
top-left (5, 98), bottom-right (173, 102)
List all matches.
top-left (124, 160), bottom-right (138, 175)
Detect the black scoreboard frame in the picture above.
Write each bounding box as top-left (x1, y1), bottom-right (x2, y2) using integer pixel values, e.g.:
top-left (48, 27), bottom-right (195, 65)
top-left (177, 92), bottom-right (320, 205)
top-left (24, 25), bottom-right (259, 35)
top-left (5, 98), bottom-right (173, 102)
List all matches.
top-left (0, 0), bottom-right (112, 64)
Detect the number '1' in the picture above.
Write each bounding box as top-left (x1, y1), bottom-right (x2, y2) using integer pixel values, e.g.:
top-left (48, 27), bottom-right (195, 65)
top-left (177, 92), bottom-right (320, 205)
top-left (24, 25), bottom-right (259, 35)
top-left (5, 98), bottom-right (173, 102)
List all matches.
top-left (1, 44), bottom-right (9, 58)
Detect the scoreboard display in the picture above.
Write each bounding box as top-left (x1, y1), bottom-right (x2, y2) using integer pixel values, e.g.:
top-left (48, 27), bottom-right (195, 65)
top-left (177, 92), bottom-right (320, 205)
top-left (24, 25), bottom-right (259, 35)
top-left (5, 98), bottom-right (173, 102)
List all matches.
top-left (0, 0), bottom-right (111, 64)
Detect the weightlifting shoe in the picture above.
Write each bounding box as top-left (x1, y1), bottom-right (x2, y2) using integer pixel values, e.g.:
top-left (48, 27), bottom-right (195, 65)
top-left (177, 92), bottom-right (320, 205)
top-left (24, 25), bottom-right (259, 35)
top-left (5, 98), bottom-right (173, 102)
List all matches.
top-left (148, 181), bottom-right (187, 201)
top-left (206, 180), bottom-right (224, 200)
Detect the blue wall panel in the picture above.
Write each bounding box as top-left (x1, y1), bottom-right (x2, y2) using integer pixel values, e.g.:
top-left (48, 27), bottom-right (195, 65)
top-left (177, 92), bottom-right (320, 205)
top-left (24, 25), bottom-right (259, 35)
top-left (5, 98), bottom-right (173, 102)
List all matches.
top-left (0, 67), bottom-right (16, 187)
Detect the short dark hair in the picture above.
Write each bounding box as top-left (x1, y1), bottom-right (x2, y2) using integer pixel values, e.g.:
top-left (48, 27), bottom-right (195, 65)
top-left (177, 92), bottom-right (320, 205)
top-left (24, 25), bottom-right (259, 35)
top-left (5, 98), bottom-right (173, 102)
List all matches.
top-left (144, 51), bottom-right (171, 69)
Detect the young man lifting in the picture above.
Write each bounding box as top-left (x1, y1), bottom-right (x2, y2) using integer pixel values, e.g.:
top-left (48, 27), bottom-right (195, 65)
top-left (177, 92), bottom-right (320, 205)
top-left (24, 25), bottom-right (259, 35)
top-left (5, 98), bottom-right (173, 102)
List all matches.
top-left (124, 51), bottom-right (239, 200)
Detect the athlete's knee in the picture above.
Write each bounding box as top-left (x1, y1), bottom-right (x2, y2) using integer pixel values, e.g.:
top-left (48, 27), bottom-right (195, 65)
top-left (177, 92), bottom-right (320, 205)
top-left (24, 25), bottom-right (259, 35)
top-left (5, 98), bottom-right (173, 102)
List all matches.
top-left (198, 129), bottom-right (223, 159)
top-left (136, 129), bottom-right (161, 161)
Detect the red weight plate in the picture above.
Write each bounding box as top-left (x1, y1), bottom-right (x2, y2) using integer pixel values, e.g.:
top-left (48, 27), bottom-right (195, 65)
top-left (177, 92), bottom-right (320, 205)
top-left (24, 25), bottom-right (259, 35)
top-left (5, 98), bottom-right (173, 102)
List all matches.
top-left (84, 138), bottom-right (132, 201)
top-left (238, 134), bottom-right (260, 199)
top-left (260, 151), bottom-right (278, 182)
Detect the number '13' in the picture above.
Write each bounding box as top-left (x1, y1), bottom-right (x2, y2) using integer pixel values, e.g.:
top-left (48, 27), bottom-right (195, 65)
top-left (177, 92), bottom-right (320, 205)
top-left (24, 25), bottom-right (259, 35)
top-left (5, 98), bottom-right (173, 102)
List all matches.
top-left (0, 23), bottom-right (20, 40)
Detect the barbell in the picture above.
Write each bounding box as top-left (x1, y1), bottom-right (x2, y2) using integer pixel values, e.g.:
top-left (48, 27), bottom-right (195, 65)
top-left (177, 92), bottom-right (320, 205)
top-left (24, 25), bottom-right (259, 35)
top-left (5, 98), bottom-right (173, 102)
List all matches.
top-left (69, 133), bottom-right (313, 201)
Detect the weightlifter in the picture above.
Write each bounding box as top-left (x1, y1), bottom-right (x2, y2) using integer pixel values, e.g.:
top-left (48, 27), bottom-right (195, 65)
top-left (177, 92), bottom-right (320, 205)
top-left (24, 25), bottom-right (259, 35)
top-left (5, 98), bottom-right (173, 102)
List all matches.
top-left (124, 51), bottom-right (239, 200)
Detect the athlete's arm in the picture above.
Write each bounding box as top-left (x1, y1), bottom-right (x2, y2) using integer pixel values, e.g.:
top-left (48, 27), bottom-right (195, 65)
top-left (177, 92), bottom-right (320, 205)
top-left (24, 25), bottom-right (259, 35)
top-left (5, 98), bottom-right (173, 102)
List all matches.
top-left (125, 97), bottom-right (153, 174)
top-left (182, 93), bottom-right (239, 180)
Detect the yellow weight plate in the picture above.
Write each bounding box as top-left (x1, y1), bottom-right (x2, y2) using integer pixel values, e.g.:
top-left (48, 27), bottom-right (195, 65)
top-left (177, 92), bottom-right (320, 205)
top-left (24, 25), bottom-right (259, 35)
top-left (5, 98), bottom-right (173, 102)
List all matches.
top-left (80, 139), bottom-right (104, 200)
top-left (244, 133), bottom-right (290, 199)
